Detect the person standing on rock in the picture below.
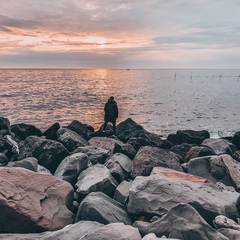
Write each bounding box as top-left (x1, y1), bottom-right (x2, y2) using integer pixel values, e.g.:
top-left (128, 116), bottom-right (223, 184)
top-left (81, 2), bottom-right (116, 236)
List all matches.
top-left (102, 96), bottom-right (118, 135)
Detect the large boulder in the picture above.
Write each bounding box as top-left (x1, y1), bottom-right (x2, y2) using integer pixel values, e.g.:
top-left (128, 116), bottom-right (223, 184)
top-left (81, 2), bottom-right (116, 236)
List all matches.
top-left (0, 167), bottom-right (74, 233)
top-left (232, 131), bottom-right (240, 150)
top-left (11, 123), bottom-right (42, 140)
top-left (105, 153), bottom-right (133, 183)
top-left (117, 118), bottom-right (163, 147)
top-left (18, 136), bottom-right (69, 173)
top-left (75, 192), bottom-right (132, 225)
top-left (72, 145), bottom-right (109, 164)
top-left (127, 167), bottom-right (239, 224)
top-left (42, 122), bottom-right (60, 140)
top-left (185, 146), bottom-right (215, 162)
top-left (130, 146), bottom-right (183, 178)
top-left (54, 153), bottom-right (90, 186)
top-left (133, 203), bottom-right (229, 240)
top-left (113, 142), bottom-right (137, 159)
top-left (170, 143), bottom-right (196, 160)
top-left (0, 117), bottom-right (11, 133)
top-left (188, 154), bottom-right (240, 190)
top-left (176, 129), bottom-right (210, 144)
top-left (202, 138), bottom-right (237, 156)
top-left (75, 164), bottom-right (118, 198)
top-left (57, 128), bottom-right (88, 152)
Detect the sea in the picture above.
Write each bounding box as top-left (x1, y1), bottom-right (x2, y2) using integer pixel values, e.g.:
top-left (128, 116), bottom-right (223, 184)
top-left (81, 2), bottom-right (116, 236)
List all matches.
top-left (0, 68), bottom-right (240, 138)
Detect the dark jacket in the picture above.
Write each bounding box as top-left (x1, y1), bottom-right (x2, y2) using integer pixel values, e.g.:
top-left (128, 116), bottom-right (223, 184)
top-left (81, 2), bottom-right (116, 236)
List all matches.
top-left (104, 99), bottom-right (118, 122)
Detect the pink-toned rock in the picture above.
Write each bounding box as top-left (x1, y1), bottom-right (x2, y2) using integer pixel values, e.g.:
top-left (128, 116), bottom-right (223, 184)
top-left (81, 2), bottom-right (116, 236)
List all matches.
top-left (0, 167), bottom-right (74, 233)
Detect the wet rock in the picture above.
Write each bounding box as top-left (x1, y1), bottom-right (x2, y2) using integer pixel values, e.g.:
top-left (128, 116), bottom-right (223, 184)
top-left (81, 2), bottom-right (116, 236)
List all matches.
top-left (76, 192), bottom-right (132, 225)
top-left (72, 145), bottom-right (109, 164)
top-left (18, 136), bottom-right (69, 173)
top-left (57, 128), bottom-right (88, 152)
top-left (54, 153), bottom-right (90, 186)
top-left (0, 167), bottom-right (74, 233)
top-left (133, 203), bottom-right (228, 240)
top-left (130, 146), bottom-right (183, 178)
top-left (11, 123), bottom-right (42, 140)
top-left (202, 138), bottom-right (237, 156)
top-left (42, 122), bottom-right (60, 140)
top-left (176, 129), bottom-right (210, 145)
top-left (128, 167), bottom-right (239, 224)
top-left (75, 164), bottom-right (118, 198)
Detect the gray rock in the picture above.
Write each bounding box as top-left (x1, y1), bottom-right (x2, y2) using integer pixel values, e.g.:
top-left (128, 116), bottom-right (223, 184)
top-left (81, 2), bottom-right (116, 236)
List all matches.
top-left (133, 203), bottom-right (228, 240)
top-left (202, 138), bottom-right (237, 155)
top-left (0, 153), bottom-right (8, 166)
top-left (176, 129), bottom-right (210, 144)
top-left (218, 228), bottom-right (240, 240)
top-left (11, 123), bottom-right (42, 140)
top-left (113, 142), bottom-right (137, 159)
top-left (185, 145), bottom-right (215, 162)
top-left (130, 146), bottom-right (183, 178)
top-left (213, 215), bottom-right (240, 230)
top-left (75, 164), bottom-right (118, 198)
top-left (18, 136), bottom-right (69, 173)
top-left (73, 145), bottom-right (109, 164)
top-left (57, 128), bottom-right (88, 152)
top-left (7, 157), bottom-right (38, 171)
top-left (54, 153), bottom-right (90, 186)
top-left (114, 180), bottom-right (132, 205)
top-left (105, 153), bottom-right (132, 183)
top-left (76, 192), bottom-right (132, 225)
top-left (127, 167), bottom-right (239, 224)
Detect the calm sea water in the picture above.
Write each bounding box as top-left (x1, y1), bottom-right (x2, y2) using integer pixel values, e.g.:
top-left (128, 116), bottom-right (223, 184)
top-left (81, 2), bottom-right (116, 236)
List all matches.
top-left (0, 69), bottom-right (240, 137)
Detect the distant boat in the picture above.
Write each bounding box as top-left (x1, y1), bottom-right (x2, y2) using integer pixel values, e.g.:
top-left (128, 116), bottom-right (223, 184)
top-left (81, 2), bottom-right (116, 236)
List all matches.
top-left (127, 68), bottom-right (130, 71)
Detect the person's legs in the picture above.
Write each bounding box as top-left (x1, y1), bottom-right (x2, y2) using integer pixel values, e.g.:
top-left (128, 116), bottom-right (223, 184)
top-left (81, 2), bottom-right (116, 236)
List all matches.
top-left (112, 120), bottom-right (116, 135)
top-left (103, 121), bottom-right (108, 131)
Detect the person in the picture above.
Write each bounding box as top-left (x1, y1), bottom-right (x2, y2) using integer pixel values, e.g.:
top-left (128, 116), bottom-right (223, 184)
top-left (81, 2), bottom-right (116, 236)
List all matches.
top-left (102, 96), bottom-right (118, 135)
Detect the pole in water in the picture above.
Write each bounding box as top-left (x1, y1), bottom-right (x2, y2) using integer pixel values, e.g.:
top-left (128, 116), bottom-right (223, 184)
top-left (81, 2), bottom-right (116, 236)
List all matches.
top-left (174, 72), bottom-right (177, 80)
top-left (219, 72), bottom-right (222, 80)
top-left (190, 72), bottom-right (192, 82)
top-left (237, 74), bottom-right (240, 81)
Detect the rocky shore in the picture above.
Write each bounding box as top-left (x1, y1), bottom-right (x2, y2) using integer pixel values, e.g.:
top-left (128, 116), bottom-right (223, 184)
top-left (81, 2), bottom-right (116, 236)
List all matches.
top-left (0, 117), bottom-right (240, 240)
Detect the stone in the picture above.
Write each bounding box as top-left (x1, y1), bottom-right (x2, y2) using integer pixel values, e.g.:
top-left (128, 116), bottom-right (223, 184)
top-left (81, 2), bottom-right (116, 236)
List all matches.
top-left (0, 167), bottom-right (74, 233)
top-left (18, 136), bottom-right (69, 174)
top-left (127, 167), bottom-right (239, 224)
top-left (57, 128), bottom-right (88, 152)
top-left (75, 164), bottom-right (118, 198)
top-left (233, 150), bottom-right (240, 162)
top-left (0, 117), bottom-right (11, 133)
top-left (127, 137), bottom-right (151, 151)
top-left (213, 215), bottom-right (240, 230)
top-left (202, 138), bottom-right (237, 156)
top-left (176, 129), bottom-right (210, 144)
top-left (133, 203), bottom-right (229, 240)
top-left (114, 180), bottom-right (132, 205)
top-left (185, 146), bottom-right (215, 162)
top-left (113, 142), bottom-right (137, 159)
top-left (170, 143), bottom-right (196, 160)
top-left (105, 153), bottom-right (133, 183)
top-left (232, 131), bottom-right (240, 150)
top-left (218, 228), bottom-right (240, 240)
top-left (0, 153), bottom-right (8, 166)
top-left (7, 157), bottom-right (38, 172)
top-left (72, 145), bottom-right (109, 164)
top-left (54, 153), bottom-right (90, 186)
top-left (42, 122), bottom-right (60, 140)
top-left (76, 192), bottom-right (132, 225)
top-left (188, 154), bottom-right (240, 190)
top-left (130, 146), bottom-right (183, 178)
top-left (11, 123), bottom-right (42, 140)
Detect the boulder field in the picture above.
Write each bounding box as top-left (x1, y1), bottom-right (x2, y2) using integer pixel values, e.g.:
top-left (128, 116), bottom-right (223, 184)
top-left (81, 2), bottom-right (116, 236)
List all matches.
top-left (0, 116), bottom-right (240, 239)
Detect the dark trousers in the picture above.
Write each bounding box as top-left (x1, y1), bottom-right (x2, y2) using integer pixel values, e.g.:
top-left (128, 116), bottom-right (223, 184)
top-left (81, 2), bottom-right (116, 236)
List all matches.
top-left (103, 120), bottom-right (116, 134)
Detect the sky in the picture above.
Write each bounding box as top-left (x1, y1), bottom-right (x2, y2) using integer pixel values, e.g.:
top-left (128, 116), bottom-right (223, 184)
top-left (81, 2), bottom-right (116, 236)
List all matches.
top-left (0, 0), bottom-right (240, 69)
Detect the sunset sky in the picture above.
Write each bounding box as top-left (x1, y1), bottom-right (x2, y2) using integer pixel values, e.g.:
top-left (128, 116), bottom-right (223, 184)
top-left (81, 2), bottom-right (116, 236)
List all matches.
top-left (0, 0), bottom-right (240, 69)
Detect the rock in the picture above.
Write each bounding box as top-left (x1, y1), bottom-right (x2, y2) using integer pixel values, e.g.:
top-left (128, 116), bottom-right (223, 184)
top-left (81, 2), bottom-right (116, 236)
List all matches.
top-left (202, 138), bottom-right (237, 156)
top-left (130, 146), bottom-right (183, 178)
top-left (7, 157), bottom-right (38, 172)
top-left (0, 153), bottom-right (8, 166)
top-left (105, 153), bottom-right (133, 183)
top-left (233, 150), bottom-right (240, 162)
top-left (75, 192), bottom-right (132, 225)
top-left (57, 128), bottom-right (88, 152)
top-left (127, 137), bottom-right (151, 151)
top-left (114, 180), bottom-right (132, 205)
top-left (170, 143), bottom-right (196, 160)
top-left (142, 233), bottom-right (181, 240)
top-left (218, 228), bottom-right (240, 240)
top-left (0, 221), bottom-right (103, 240)
top-left (37, 164), bottom-right (51, 174)
top-left (72, 145), bottom-right (109, 164)
top-left (10, 123), bottom-right (42, 140)
top-left (176, 129), bottom-right (210, 144)
top-left (42, 122), bottom-right (60, 140)
top-left (75, 164), bottom-right (118, 198)
top-left (78, 222), bottom-right (142, 240)
top-left (185, 146), bottom-right (215, 162)
top-left (133, 203), bottom-right (229, 240)
top-left (18, 136), bottom-right (69, 174)
top-left (54, 153), bottom-right (90, 186)
top-left (0, 117), bottom-right (11, 133)
top-left (232, 131), bottom-right (240, 150)
top-left (117, 118), bottom-right (163, 147)
top-left (127, 167), bottom-right (239, 224)
top-left (188, 154), bottom-right (240, 190)
top-left (213, 215), bottom-right (240, 230)
top-left (66, 120), bottom-right (93, 140)
top-left (0, 167), bottom-right (74, 233)
top-left (113, 142), bottom-right (137, 159)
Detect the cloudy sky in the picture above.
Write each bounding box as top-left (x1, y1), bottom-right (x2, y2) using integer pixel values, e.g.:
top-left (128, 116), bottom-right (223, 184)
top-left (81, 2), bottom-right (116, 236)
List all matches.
top-left (0, 0), bottom-right (239, 69)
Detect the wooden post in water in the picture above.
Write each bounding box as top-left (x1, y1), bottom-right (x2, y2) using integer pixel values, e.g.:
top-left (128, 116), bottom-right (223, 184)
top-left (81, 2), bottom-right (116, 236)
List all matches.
top-left (219, 72), bottom-right (222, 81)
top-left (190, 72), bottom-right (192, 82)
top-left (174, 72), bottom-right (177, 81)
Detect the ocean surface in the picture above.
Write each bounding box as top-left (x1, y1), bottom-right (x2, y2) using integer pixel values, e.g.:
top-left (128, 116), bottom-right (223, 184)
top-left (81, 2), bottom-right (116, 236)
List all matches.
top-left (0, 68), bottom-right (240, 138)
